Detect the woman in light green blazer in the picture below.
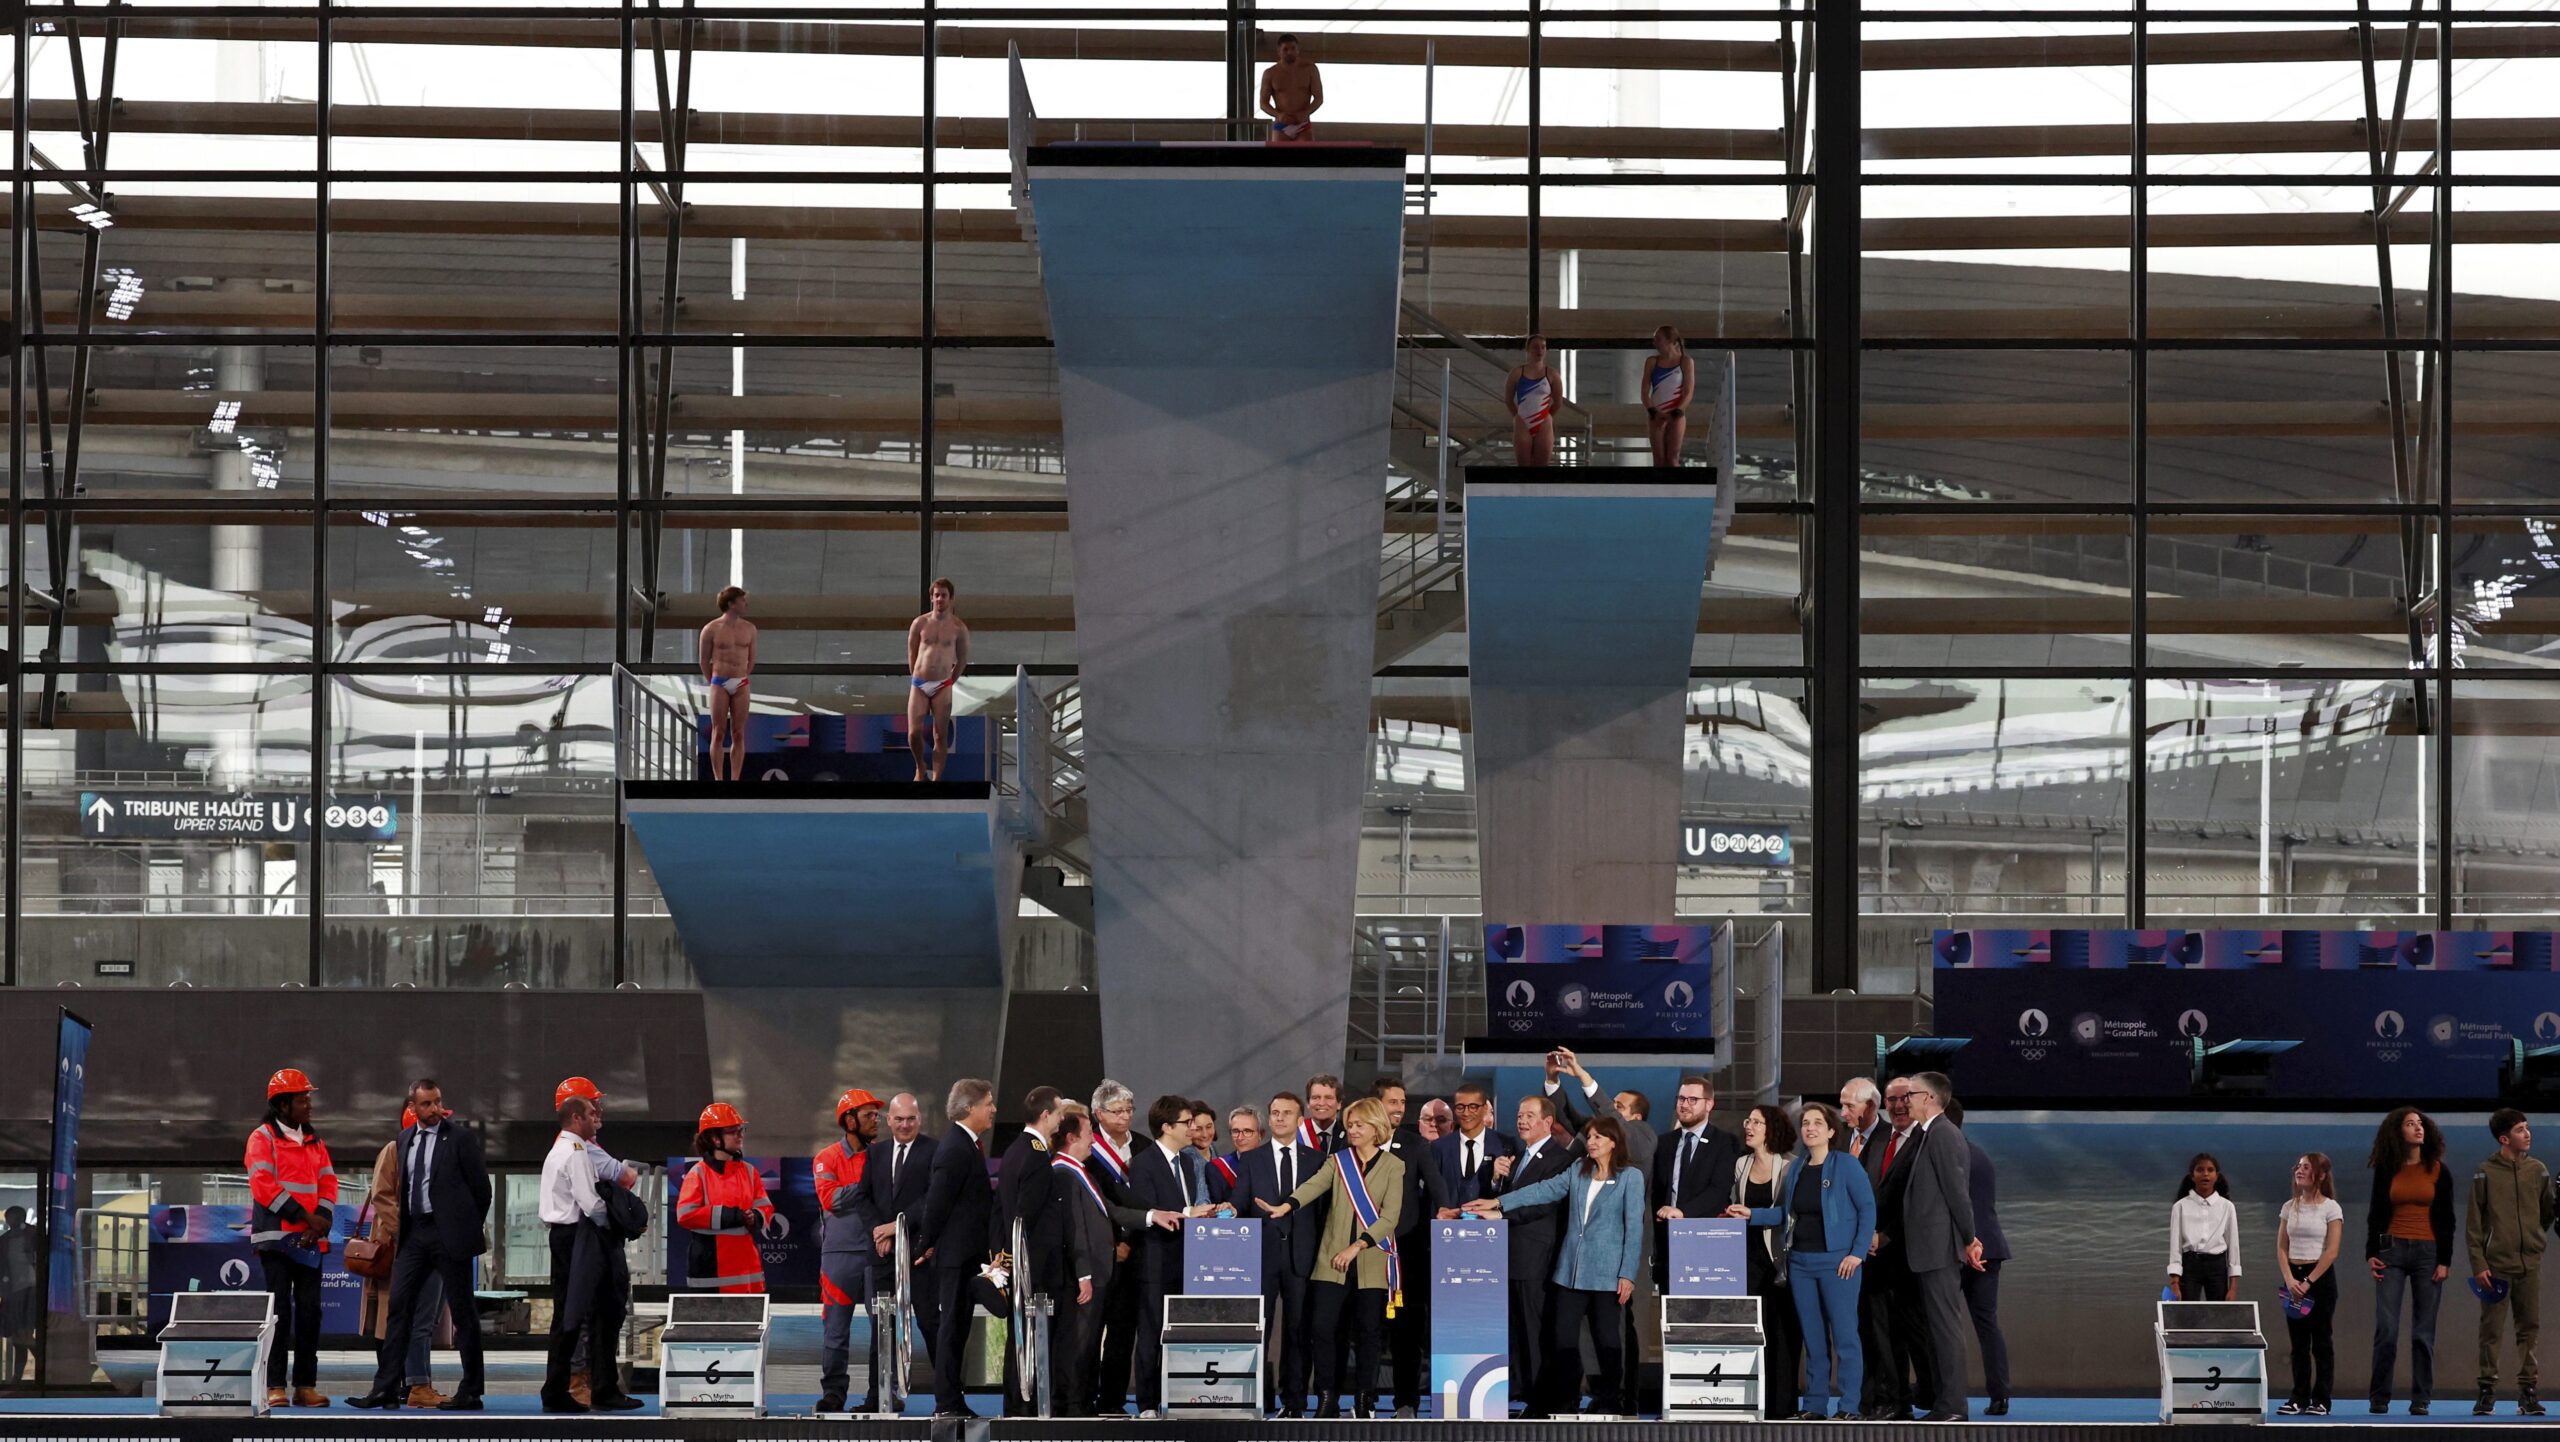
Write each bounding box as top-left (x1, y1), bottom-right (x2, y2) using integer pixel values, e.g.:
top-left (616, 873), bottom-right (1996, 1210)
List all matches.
top-left (1258, 1095), bottom-right (1404, 1418)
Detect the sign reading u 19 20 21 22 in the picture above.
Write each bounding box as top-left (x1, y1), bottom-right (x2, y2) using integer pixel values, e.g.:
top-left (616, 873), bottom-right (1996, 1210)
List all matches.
top-left (1678, 822), bottom-right (1792, 867)
top-left (78, 792), bottom-right (400, 842)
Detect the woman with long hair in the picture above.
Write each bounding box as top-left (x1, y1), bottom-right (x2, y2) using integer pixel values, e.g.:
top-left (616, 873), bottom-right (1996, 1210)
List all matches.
top-left (2276, 1152), bottom-right (2344, 1415)
top-left (1463, 1113), bottom-right (1647, 1415)
top-left (1723, 1103), bottom-right (1804, 1417)
top-left (1643, 325), bottom-right (1696, 465)
top-left (1256, 1095), bottom-right (1405, 1418)
top-left (2366, 1106), bottom-right (2453, 1414)
top-left (244, 1068), bottom-right (338, 1409)
top-left (2167, 1152), bottom-right (2241, 1301)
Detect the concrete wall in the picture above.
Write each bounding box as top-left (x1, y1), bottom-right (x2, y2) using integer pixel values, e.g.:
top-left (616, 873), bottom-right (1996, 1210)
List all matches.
top-left (1032, 157), bottom-right (1404, 1108)
top-left (1474, 687), bottom-right (1688, 922)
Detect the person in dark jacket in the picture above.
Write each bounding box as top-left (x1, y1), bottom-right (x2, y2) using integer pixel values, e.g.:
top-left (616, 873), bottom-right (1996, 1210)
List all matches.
top-left (1492, 1095), bottom-right (1578, 1418)
top-left (860, 1092), bottom-right (937, 1408)
top-left (922, 1078), bottom-right (999, 1419)
top-left (994, 1088), bottom-right (1064, 1415)
top-left (1949, 1103), bottom-right (2011, 1415)
top-left (2367, 1106), bottom-right (2456, 1415)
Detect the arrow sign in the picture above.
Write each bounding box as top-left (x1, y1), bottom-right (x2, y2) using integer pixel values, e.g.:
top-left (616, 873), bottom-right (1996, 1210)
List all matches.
top-left (76, 792), bottom-right (398, 842)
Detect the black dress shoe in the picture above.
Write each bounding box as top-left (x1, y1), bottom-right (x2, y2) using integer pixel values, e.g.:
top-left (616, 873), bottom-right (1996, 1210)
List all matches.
top-left (438, 1393), bottom-right (486, 1412)
top-left (1313, 1402), bottom-right (1342, 1419)
top-left (539, 1393), bottom-right (588, 1414)
top-left (815, 1392), bottom-right (847, 1415)
top-left (343, 1391), bottom-right (399, 1411)
top-left (1921, 1409), bottom-right (1971, 1422)
top-left (1986, 1399), bottom-right (2010, 1416)
top-left (591, 1394), bottom-right (645, 1412)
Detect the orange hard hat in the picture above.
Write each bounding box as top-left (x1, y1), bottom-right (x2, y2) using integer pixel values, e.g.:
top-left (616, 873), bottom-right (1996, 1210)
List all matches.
top-left (401, 1107), bottom-right (418, 1130)
top-left (556, 1076), bottom-right (604, 1109)
top-left (267, 1067), bottom-right (315, 1100)
top-left (834, 1088), bottom-right (883, 1125)
top-left (698, 1101), bottom-right (745, 1133)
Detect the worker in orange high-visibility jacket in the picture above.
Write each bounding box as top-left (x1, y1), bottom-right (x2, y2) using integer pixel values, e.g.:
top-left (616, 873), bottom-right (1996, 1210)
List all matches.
top-left (813, 1088), bottom-right (885, 1412)
top-left (246, 1067), bottom-right (340, 1409)
top-left (675, 1102), bottom-right (776, 1293)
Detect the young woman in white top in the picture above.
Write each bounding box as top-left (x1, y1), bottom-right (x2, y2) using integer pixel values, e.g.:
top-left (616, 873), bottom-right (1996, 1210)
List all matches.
top-left (2276, 1152), bottom-right (2345, 1415)
top-left (2167, 1152), bottom-right (2241, 1301)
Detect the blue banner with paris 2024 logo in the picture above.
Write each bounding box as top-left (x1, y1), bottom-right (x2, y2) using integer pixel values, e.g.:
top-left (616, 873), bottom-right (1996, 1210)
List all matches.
top-left (1481, 924), bottom-right (1718, 1042)
top-left (1183, 1218), bottom-right (1261, 1296)
top-left (1668, 1219), bottom-right (1749, 1297)
top-left (1431, 1218), bottom-right (1509, 1420)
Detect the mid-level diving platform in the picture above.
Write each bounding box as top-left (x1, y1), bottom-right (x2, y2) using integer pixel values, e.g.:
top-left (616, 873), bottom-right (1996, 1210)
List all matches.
top-left (623, 781), bottom-right (1016, 988)
top-left (1465, 366), bottom-right (1741, 924)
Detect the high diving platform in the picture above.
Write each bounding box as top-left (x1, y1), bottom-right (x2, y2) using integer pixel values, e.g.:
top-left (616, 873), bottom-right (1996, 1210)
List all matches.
top-left (1464, 368), bottom-right (1741, 924)
top-left (1024, 140), bottom-right (1406, 1107)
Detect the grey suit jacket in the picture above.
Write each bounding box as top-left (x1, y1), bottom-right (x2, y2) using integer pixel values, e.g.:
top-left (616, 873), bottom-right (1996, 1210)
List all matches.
top-left (1900, 1117), bottom-right (1978, 1273)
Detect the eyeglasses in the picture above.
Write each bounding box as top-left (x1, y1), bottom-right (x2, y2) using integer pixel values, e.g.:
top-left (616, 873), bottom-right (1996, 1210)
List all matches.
top-left (1453, 1101), bottom-right (1488, 1112)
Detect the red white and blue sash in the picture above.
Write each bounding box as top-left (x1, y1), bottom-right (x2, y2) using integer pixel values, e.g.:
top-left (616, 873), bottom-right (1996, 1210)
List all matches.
top-left (1299, 1117), bottom-right (1322, 1151)
top-left (1212, 1153), bottom-right (1238, 1188)
top-left (1054, 1156), bottom-right (1110, 1215)
top-left (1334, 1150), bottom-right (1402, 1316)
top-left (1092, 1133), bottom-right (1129, 1184)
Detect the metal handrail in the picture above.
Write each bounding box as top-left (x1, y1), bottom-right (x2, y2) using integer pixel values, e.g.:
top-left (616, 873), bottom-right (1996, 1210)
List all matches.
top-left (874, 1217), bottom-right (915, 1416)
top-left (612, 662), bottom-right (696, 785)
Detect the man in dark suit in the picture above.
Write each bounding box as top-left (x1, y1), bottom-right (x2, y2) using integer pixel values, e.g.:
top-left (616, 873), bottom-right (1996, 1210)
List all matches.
top-left (1648, 1074), bottom-right (1743, 1289)
top-left (1862, 1075), bottom-right (1931, 1419)
top-left (1898, 1072), bottom-right (1983, 1423)
top-left (1433, 1082), bottom-right (1518, 1207)
top-left (1493, 1094), bottom-right (1577, 1418)
top-left (349, 1079), bottom-right (493, 1410)
top-left (1374, 1077), bottom-right (1453, 1418)
top-left (921, 1078), bottom-right (999, 1418)
top-left (1302, 1075), bottom-right (1346, 1154)
top-left (1085, 1080), bottom-right (1145, 1414)
top-left (1221, 1092), bottom-right (1324, 1415)
top-left (1949, 1102), bottom-right (2011, 1416)
top-left (1127, 1096), bottom-right (1203, 1418)
top-left (994, 1088), bottom-right (1063, 1415)
top-left (861, 1092), bottom-right (938, 1408)
top-left (1053, 1110), bottom-right (1180, 1417)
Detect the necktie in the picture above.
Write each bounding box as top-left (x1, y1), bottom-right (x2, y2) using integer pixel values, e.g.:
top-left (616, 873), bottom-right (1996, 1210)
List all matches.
top-left (1675, 1131), bottom-right (1695, 1196)
top-left (894, 1142), bottom-right (907, 1191)
top-left (1882, 1130), bottom-right (1902, 1172)
top-left (1465, 1138), bottom-right (1478, 1185)
top-left (1279, 1146), bottom-right (1293, 1197)
top-left (411, 1131), bottom-right (430, 1216)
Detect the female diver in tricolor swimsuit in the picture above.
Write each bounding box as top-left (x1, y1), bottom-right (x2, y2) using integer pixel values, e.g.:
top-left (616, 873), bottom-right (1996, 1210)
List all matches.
top-left (1503, 334), bottom-right (1562, 467)
top-left (1645, 324), bottom-right (1696, 466)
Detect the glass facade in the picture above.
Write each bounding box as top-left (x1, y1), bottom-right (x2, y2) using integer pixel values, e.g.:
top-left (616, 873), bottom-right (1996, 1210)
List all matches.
top-left (3, 0), bottom-right (2554, 1002)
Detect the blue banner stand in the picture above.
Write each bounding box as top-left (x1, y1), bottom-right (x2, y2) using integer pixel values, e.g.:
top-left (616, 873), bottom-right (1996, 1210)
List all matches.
top-left (1432, 1217), bottom-right (1511, 1420)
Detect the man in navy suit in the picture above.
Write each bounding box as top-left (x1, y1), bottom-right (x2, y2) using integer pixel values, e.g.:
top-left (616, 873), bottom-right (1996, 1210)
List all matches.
top-left (921, 1079), bottom-right (999, 1418)
top-left (861, 1092), bottom-right (938, 1409)
top-left (1220, 1092), bottom-right (1324, 1415)
top-left (1433, 1082), bottom-right (1519, 1206)
top-left (1492, 1094), bottom-right (1578, 1418)
top-left (1127, 1096), bottom-right (1204, 1418)
top-left (350, 1079), bottom-right (492, 1410)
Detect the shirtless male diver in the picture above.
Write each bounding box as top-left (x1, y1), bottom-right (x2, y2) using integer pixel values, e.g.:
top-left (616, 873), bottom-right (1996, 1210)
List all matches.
top-left (698, 586), bottom-right (757, 781)
top-left (1257, 34), bottom-right (1324, 142)
top-left (906, 578), bottom-right (970, 782)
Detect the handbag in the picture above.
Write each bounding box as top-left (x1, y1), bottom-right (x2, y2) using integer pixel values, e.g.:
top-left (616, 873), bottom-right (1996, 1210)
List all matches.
top-left (343, 1202), bottom-right (393, 1281)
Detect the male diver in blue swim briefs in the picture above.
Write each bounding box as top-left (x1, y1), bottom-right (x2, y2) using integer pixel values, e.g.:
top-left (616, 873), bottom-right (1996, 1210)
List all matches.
top-left (906, 579), bottom-right (970, 782)
top-left (698, 586), bottom-right (757, 781)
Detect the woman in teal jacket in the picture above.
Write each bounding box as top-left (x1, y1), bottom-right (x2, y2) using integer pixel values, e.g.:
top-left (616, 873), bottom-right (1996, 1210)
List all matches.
top-left (1465, 1114), bottom-right (1648, 1415)
top-left (1744, 1101), bottom-right (1875, 1420)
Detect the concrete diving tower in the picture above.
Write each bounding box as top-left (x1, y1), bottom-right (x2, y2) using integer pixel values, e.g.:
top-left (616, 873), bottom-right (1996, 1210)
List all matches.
top-left (623, 781), bottom-right (1020, 987)
top-left (1026, 143), bottom-right (1407, 1105)
top-left (1466, 366), bottom-right (1740, 925)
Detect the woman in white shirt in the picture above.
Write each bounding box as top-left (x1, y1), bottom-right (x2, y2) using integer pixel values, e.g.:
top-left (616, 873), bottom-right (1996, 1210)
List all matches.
top-left (2167, 1152), bottom-right (2241, 1301)
top-left (2276, 1152), bottom-right (2345, 1415)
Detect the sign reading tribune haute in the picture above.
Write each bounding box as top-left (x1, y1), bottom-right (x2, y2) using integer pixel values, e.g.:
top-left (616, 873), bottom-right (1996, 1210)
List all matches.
top-left (78, 792), bottom-right (400, 842)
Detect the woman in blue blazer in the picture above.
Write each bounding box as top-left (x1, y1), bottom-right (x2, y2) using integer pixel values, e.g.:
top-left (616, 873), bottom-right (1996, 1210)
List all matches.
top-left (1746, 1101), bottom-right (1876, 1420)
top-left (1465, 1114), bottom-right (1648, 1415)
